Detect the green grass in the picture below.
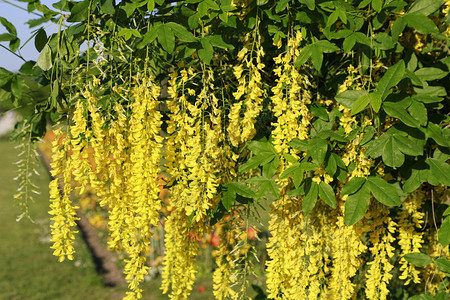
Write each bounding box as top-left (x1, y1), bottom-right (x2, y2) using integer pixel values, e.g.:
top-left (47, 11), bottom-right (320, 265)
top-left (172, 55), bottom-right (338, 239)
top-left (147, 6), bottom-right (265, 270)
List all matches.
top-left (0, 139), bottom-right (216, 299)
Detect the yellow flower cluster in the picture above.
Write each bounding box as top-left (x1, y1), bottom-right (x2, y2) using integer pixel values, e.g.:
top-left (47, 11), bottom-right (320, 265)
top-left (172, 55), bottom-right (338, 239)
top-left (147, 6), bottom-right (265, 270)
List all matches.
top-left (161, 211), bottom-right (199, 299)
top-left (397, 192), bottom-right (425, 284)
top-left (48, 128), bottom-right (79, 262)
top-left (228, 29), bottom-right (265, 146)
top-left (328, 201), bottom-right (367, 299)
top-left (213, 232), bottom-right (238, 299)
top-left (49, 71), bottom-right (163, 299)
top-left (266, 196), bottom-right (308, 299)
top-left (162, 67), bottom-right (234, 298)
top-left (271, 31), bottom-right (313, 157)
top-left (364, 202), bottom-right (397, 300)
top-left (341, 133), bottom-right (373, 179)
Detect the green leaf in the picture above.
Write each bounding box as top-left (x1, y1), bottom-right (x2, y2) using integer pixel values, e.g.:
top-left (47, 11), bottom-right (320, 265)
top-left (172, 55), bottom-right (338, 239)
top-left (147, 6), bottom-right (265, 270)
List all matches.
top-left (434, 258), bottom-right (450, 274)
top-left (344, 182), bottom-right (370, 226)
top-left (308, 137), bottom-right (328, 165)
top-left (438, 217), bottom-right (450, 247)
top-left (406, 13), bottom-right (440, 35)
top-left (319, 130), bottom-right (348, 143)
top-left (67, 0), bottom-right (90, 22)
top-left (263, 155), bottom-right (279, 178)
top-left (316, 40), bottom-right (339, 53)
top-left (36, 44), bottom-right (52, 71)
top-left (382, 136), bottom-right (405, 168)
top-left (221, 186), bottom-right (235, 210)
top-left (137, 25), bottom-right (160, 49)
top-left (280, 164), bottom-right (300, 180)
top-left (147, 0), bottom-right (155, 12)
top-left (372, 0), bottom-right (383, 12)
top-left (34, 28), bottom-right (47, 52)
top-left (444, 207), bottom-right (450, 217)
top-left (376, 60), bottom-right (405, 100)
top-left (311, 45), bottom-right (323, 70)
top-left (206, 35), bottom-right (234, 50)
top-left (157, 24), bottom-right (175, 53)
top-left (283, 153), bottom-right (298, 163)
top-left (369, 92), bottom-right (382, 113)
top-left (426, 158), bottom-right (450, 186)
top-left (342, 177), bottom-right (366, 195)
top-left (365, 135), bottom-right (389, 158)
top-left (275, 0), bottom-right (289, 13)
top-left (361, 126), bottom-right (375, 145)
top-left (100, 0), bottom-right (115, 14)
top-left (403, 253), bottom-right (432, 267)
top-left (326, 10), bottom-right (339, 28)
top-left (293, 167), bottom-right (305, 188)
top-left (198, 38), bottom-right (214, 64)
top-left (295, 44), bottom-right (313, 67)
top-left (290, 138), bottom-right (308, 151)
top-left (300, 0), bottom-right (315, 10)
top-left (239, 156), bottom-right (265, 173)
top-left (367, 176), bottom-right (401, 206)
top-left (403, 169), bottom-right (422, 193)
top-left (325, 153), bottom-right (337, 176)
top-left (319, 182), bottom-right (336, 208)
top-left (309, 104), bottom-right (329, 121)
top-left (167, 22), bottom-right (196, 42)
top-left (406, 0), bottom-right (443, 16)
top-left (414, 68), bottom-right (448, 82)
top-left (249, 177), bottom-right (280, 199)
top-left (394, 135), bottom-right (423, 156)
top-left (408, 100), bottom-right (427, 126)
top-left (359, 0), bottom-right (372, 9)
top-left (383, 101), bottom-right (418, 128)
top-left (9, 38), bottom-right (20, 53)
top-left (10, 75), bottom-right (24, 98)
top-left (335, 90), bottom-right (365, 109)
top-left (392, 16), bottom-right (407, 37)
top-left (0, 33), bottom-right (14, 42)
top-left (19, 61), bottom-right (38, 76)
top-left (188, 13), bottom-right (200, 30)
top-left (343, 34), bottom-right (356, 53)
top-left (351, 94), bottom-right (369, 115)
top-left (427, 123), bottom-right (449, 147)
top-left (229, 182), bottom-right (256, 198)
top-left (0, 17), bottom-right (17, 35)
top-left (303, 181), bottom-right (319, 215)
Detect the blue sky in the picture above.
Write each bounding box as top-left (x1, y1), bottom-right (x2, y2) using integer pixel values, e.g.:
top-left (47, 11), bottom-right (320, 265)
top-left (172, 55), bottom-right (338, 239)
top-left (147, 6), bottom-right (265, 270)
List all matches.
top-left (0, 0), bottom-right (56, 71)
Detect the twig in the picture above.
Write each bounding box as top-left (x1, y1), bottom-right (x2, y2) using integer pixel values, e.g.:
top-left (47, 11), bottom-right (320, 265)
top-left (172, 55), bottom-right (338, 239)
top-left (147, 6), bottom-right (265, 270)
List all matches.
top-left (0, 44), bottom-right (27, 62)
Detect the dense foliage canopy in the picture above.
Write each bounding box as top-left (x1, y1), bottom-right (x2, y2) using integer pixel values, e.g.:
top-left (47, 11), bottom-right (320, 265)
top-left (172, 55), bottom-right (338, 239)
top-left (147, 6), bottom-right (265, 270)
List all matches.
top-left (1, 0), bottom-right (450, 299)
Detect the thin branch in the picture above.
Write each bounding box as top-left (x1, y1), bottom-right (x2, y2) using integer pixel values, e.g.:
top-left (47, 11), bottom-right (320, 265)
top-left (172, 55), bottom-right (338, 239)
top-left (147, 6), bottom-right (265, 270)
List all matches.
top-left (1, 0), bottom-right (43, 17)
top-left (0, 44), bottom-right (27, 62)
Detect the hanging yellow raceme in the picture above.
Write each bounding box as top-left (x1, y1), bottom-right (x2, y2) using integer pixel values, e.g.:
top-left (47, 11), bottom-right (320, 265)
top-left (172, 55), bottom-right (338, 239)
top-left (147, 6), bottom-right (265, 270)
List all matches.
top-left (48, 127), bottom-right (79, 262)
